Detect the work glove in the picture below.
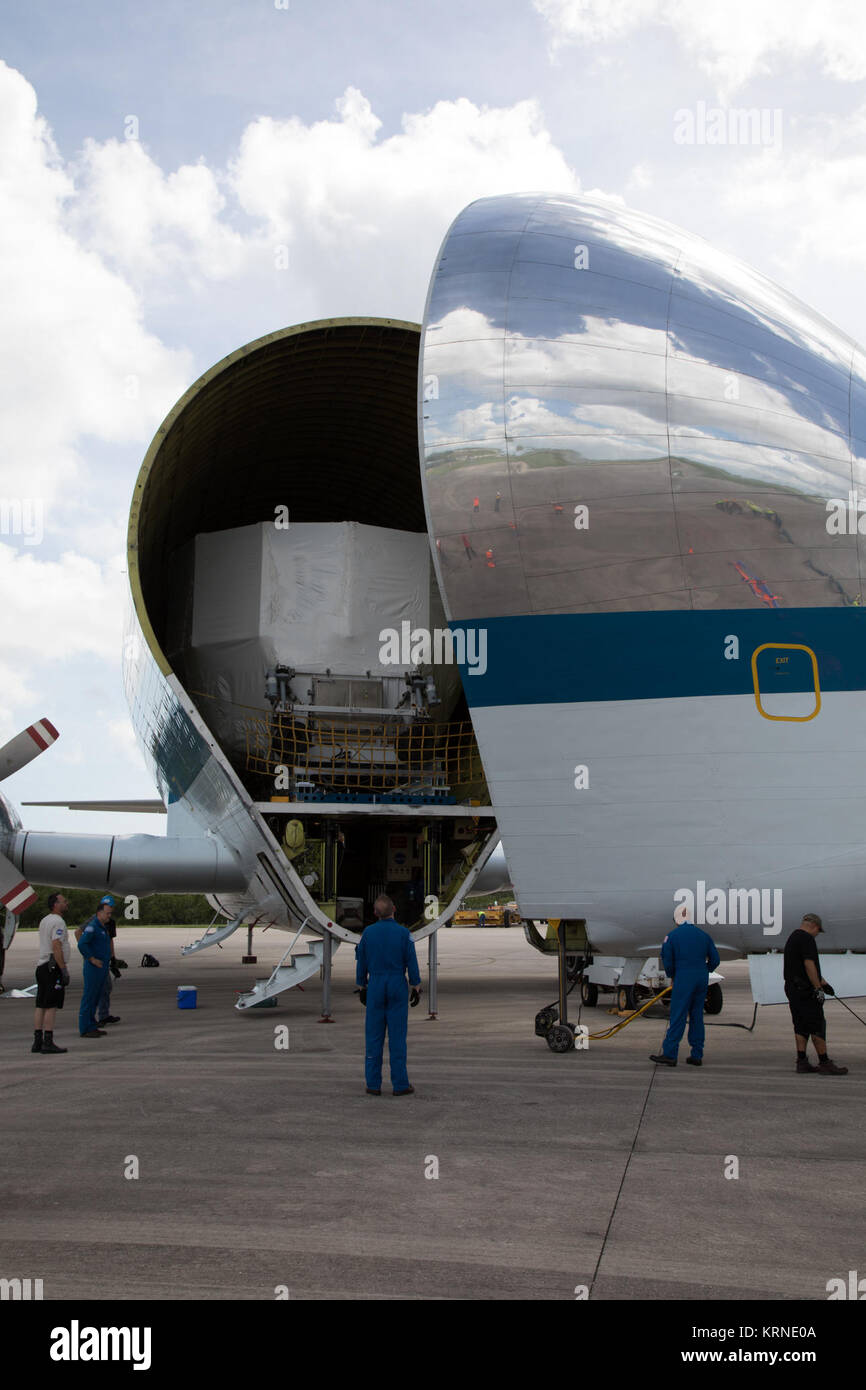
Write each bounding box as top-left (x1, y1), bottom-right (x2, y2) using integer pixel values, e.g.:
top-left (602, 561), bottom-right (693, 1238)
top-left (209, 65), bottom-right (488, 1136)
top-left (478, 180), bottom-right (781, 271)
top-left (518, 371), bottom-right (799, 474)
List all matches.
top-left (814, 988), bottom-right (825, 1004)
top-left (60, 967), bottom-right (70, 987)
top-left (110, 961), bottom-right (122, 979)
top-left (410, 987), bottom-right (421, 1008)
top-left (358, 987), bottom-right (367, 1006)
top-left (114, 958), bottom-right (128, 970)
top-left (822, 982), bottom-right (835, 996)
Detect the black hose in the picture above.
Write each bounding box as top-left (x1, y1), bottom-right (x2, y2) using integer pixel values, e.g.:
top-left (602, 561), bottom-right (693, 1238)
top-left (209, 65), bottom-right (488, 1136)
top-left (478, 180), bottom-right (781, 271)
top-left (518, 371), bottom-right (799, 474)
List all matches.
top-left (707, 1003), bottom-right (759, 1032)
top-left (830, 995), bottom-right (866, 1027)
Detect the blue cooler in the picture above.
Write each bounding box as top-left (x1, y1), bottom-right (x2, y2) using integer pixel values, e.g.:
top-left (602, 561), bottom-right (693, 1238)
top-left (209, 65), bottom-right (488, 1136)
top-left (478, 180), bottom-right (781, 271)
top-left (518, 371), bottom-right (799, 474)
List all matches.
top-left (177, 985), bottom-right (197, 1010)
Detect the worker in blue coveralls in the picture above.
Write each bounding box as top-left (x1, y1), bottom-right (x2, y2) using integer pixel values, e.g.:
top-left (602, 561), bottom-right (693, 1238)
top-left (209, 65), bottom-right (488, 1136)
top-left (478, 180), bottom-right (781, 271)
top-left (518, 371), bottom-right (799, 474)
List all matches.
top-left (650, 904), bottom-right (720, 1068)
top-left (356, 894), bottom-right (422, 1096)
top-left (76, 899), bottom-right (113, 1038)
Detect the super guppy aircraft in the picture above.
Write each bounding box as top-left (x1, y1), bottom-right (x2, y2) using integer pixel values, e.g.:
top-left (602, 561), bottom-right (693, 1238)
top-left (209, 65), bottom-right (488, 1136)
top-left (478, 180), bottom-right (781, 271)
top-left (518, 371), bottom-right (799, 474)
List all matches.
top-left (4, 191), bottom-right (866, 1007)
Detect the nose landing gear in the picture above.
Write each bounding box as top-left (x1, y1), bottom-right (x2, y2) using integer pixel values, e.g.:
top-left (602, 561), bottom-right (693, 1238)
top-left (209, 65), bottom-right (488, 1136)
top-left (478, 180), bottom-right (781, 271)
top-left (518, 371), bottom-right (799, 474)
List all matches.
top-left (534, 922), bottom-right (589, 1052)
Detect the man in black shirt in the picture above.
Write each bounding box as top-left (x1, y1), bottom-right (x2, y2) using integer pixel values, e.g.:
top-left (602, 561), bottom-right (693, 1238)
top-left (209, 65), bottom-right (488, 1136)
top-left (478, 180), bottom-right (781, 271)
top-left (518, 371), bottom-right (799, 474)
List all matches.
top-left (783, 913), bottom-right (847, 1074)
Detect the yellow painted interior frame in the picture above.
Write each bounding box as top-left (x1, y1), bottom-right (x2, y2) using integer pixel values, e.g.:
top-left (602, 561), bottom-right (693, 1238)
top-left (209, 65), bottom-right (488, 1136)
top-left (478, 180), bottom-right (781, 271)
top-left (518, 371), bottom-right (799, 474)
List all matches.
top-left (751, 643), bottom-right (821, 722)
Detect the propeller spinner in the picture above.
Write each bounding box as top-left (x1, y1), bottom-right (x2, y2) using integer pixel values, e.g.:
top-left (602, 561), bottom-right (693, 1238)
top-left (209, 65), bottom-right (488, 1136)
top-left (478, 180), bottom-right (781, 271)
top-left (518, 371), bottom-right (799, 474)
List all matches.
top-left (0, 718), bottom-right (59, 914)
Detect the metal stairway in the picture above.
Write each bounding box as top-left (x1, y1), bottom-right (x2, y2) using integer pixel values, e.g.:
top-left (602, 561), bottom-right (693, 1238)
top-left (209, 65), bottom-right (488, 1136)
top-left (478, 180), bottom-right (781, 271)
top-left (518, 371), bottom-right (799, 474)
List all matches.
top-left (181, 915), bottom-right (243, 956)
top-left (234, 933), bottom-right (338, 1010)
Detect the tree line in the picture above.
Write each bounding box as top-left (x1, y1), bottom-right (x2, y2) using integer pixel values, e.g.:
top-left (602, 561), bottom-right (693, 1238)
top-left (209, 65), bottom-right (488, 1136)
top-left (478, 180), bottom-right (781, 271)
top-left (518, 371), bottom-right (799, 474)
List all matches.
top-left (16, 887), bottom-right (213, 928)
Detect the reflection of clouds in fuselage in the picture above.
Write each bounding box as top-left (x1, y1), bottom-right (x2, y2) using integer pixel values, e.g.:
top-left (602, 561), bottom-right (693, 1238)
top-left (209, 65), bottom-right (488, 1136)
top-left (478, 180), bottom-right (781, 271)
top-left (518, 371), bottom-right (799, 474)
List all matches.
top-left (505, 394), bottom-right (666, 438)
top-left (668, 352), bottom-right (850, 438)
top-left (669, 401), bottom-right (847, 464)
top-left (679, 439), bottom-right (851, 497)
top-left (677, 243), bottom-right (849, 376)
top-left (423, 194), bottom-right (866, 619)
top-left (427, 309), bottom-right (664, 366)
top-left (424, 306), bottom-right (501, 347)
top-left (424, 401), bottom-right (502, 446)
top-left (425, 315), bottom-right (852, 458)
top-left (429, 230), bottom-right (859, 442)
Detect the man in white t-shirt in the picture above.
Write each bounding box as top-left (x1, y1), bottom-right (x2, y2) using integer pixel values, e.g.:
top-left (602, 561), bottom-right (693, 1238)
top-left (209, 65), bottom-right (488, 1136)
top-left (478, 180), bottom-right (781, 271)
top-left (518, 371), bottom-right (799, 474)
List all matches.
top-left (33, 892), bottom-right (70, 1055)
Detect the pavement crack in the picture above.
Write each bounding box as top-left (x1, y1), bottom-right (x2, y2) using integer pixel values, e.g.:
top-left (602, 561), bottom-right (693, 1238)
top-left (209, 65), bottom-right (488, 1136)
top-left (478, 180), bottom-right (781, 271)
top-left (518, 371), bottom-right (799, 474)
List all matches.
top-left (588, 1066), bottom-right (657, 1298)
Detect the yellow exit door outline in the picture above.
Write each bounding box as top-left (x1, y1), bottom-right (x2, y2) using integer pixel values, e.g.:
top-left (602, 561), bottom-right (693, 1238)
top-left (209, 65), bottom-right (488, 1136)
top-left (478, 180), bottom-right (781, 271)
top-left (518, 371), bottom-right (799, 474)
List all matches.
top-left (750, 642), bottom-right (821, 722)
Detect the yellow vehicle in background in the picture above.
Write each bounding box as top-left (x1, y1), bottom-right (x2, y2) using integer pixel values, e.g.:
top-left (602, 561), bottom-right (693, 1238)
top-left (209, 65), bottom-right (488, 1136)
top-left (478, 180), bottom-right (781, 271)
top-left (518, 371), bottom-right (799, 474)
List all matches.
top-left (451, 901), bottom-right (520, 927)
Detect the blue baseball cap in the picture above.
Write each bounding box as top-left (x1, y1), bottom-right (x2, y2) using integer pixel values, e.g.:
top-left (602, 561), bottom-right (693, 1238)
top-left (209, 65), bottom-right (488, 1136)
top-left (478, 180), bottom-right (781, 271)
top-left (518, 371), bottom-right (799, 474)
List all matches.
top-left (98, 895), bottom-right (115, 907)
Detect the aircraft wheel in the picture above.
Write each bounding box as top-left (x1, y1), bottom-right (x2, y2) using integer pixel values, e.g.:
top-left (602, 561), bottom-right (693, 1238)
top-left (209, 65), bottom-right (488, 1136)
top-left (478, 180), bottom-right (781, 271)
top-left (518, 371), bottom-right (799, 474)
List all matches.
top-left (534, 1006), bottom-right (558, 1037)
top-left (547, 1023), bottom-right (575, 1053)
top-left (617, 985), bottom-right (638, 1011)
top-left (705, 983), bottom-right (723, 1015)
top-left (580, 978), bottom-right (599, 1007)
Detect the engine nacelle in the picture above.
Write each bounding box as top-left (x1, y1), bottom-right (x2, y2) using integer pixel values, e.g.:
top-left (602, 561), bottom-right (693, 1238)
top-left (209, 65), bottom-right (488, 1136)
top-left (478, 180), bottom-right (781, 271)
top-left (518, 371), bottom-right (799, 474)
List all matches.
top-left (10, 830), bottom-right (247, 896)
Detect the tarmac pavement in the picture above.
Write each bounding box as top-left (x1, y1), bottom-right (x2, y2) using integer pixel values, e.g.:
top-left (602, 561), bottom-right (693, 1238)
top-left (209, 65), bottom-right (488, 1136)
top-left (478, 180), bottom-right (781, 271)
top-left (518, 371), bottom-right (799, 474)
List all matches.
top-left (1, 926), bottom-right (863, 1301)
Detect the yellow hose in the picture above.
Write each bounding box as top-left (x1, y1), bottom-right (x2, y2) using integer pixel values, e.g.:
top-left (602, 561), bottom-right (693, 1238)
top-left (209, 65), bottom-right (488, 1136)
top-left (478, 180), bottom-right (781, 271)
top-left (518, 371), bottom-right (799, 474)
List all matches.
top-left (585, 985), bottom-right (672, 1040)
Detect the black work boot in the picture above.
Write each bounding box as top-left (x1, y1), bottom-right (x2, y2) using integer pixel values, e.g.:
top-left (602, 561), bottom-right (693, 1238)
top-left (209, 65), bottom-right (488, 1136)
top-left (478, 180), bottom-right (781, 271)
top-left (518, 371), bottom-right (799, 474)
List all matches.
top-left (31, 1029), bottom-right (44, 1053)
top-left (796, 1056), bottom-right (818, 1073)
top-left (818, 1055), bottom-right (848, 1075)
top-left (41, 1031), bottom-right (67, 1054)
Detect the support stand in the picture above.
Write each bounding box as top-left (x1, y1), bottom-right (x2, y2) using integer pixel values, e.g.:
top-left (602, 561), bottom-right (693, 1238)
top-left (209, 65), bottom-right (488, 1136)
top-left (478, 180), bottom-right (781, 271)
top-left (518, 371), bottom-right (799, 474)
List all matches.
top-left (242, 924), bottom-right (257, 964)
top-left (318, 927), bottom-right (335, 1022)
top-left (558, 920), bottom-right (569, 1030)
top-left (427, 928), bottom-right (439, 1019)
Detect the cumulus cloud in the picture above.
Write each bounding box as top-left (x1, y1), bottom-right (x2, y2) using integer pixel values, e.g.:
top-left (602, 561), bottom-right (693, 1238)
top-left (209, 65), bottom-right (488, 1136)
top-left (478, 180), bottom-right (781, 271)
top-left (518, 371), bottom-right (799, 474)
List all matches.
top-left (0, 62), bottom-right (192, 506)
top-left (0, 541), bottom-right (126, 750)
top-left (0, 60), bottom-right (584, 756)
top-left (107, 717), bottom-right (143, 765)
top-left (63, 85), bottom-right (581, 323)
top-left (71, 135), bottom-right (249, 281)
top-left (226, 89), bottom-right (579, 316)
top-left (718, 105), bottom-right (866, 276)
top-left (0, 543), bottom-right (126, 665)
top-left (533, 0), bottom-right (866, 97)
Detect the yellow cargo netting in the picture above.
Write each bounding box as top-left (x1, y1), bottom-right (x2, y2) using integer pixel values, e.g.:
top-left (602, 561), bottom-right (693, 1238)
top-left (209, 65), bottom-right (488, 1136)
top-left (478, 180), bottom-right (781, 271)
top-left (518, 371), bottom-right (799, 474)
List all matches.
top-left (244, 713), bottom-right (487, 795)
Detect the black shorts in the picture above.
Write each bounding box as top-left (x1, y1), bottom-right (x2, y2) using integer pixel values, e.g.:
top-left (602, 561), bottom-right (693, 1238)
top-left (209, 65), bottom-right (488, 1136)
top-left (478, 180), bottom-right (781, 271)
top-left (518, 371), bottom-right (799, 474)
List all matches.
top-left (35, 961), bottom-right (65, 1010)
top-left (785, 982), bottom-right (825, 1039)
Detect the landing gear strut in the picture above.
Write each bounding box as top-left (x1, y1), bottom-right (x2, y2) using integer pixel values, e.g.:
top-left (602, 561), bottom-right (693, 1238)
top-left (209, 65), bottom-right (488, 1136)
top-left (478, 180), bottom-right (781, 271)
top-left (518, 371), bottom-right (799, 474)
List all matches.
top-left (534, 924), bottom-right (588, 1052)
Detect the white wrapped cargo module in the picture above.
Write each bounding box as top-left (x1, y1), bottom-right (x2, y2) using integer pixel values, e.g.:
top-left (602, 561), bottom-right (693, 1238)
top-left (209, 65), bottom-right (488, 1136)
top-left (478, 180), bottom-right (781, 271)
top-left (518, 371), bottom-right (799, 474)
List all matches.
top-left (178, 521), bottom-right (439, 755)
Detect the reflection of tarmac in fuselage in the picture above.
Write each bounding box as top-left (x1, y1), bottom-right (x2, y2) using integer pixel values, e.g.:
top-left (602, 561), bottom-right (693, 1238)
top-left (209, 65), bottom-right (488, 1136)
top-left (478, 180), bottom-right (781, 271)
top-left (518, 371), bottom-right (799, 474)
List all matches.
top-left (431, 456), bottom-right (860, 617)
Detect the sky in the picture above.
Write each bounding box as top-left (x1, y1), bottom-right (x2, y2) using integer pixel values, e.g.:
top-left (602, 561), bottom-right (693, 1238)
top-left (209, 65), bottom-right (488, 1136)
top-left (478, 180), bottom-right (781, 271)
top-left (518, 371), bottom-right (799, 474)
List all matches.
top-left (2, 0), bottom-right (866, 837)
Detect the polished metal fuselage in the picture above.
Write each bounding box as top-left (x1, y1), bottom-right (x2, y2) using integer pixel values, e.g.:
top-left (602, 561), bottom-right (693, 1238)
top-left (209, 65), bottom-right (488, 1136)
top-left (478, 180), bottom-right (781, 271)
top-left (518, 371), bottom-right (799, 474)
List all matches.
top-left (419, 192), bottom-right (866, 955)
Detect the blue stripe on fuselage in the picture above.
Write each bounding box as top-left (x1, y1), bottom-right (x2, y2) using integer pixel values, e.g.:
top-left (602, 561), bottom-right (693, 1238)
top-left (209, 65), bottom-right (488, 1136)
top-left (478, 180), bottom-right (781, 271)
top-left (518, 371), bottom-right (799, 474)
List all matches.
top-left (451, 608), bottom-right (863, 707)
